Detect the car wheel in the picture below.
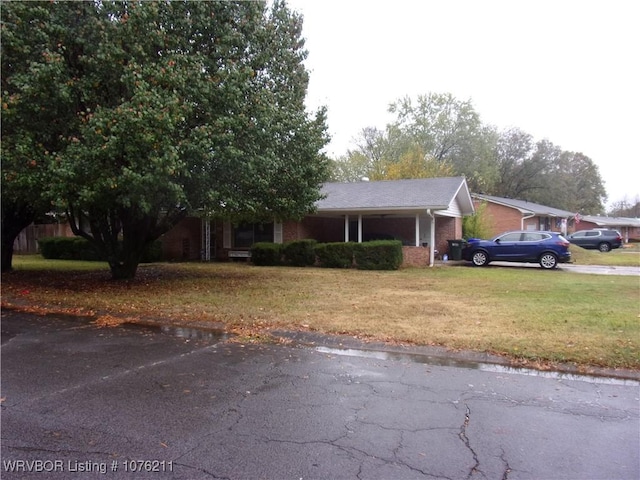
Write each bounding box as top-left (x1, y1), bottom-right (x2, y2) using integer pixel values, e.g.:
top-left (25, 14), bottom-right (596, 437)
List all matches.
top-left (471, 250), bottom-right (489, 266)
top-left (598, 242), bottom-right (611, 252)
top-left (539, 253), bottom-right (558, 269)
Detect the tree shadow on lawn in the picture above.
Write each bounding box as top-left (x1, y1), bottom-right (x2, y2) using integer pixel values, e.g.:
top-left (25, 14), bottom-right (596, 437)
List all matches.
top-left (1, 263), bottom-right (259, 295)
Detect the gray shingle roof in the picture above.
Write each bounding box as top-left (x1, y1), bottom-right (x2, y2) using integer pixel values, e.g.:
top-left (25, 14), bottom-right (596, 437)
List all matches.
top-left (581, 215), bottom-right (640, 227)
top-left (317, 177), bottom-right (469, 211)
top-left (473, 194), bottom-right (575, 217)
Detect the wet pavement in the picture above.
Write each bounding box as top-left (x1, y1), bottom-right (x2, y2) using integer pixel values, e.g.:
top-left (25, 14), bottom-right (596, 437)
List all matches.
top-left (1, 310), bottom-right (639, 479)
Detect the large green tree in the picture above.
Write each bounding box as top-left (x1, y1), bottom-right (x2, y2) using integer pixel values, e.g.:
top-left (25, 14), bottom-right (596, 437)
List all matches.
top-left (537, 151), bottom-right (607, 214)
top-left (387, 93), bottom-right (496, 190)
top-left (491, 128), bottom-right (549, 199)
top-left (388, 93), bottom-right (483, 162)
top-left (1, 2), bottom-right (76, 272)
top-left (2, 1), bottom-right (329, 279)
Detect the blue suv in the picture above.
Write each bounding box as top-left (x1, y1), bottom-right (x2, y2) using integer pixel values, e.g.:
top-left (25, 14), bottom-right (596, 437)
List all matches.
top-left (462, 231), bottom-right (572, 269)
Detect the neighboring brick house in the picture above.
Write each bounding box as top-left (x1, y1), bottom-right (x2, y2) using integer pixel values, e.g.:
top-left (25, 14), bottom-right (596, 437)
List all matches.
top-left (471, 194), bottom-right (576, 237)
top-left (161, 177), bottom-right (474, 267)
top-left (577, 215), bottom-right (640, 243)
top-left (471, 194), bottom-right (640, 243)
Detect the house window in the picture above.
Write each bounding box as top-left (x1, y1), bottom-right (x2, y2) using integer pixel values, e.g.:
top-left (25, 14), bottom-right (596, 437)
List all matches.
top-left (233, 222), bottom-right (274, 248)
top-left (539, 217), bottom-right (551, 230)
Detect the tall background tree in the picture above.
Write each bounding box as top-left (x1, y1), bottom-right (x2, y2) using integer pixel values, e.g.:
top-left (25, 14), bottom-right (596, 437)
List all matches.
top-left (608, 196), bottom-right (640, 217)
top-left (329, 91), bottom-right (607, 214)
top-left (1, 0), bottom-right (329, 279)
top-left (330, 93), bottom-right (497, 189)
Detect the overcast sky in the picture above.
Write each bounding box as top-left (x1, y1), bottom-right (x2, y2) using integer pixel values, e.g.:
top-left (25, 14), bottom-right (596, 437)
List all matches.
top-left (287, 0), bottom-right (639, 209)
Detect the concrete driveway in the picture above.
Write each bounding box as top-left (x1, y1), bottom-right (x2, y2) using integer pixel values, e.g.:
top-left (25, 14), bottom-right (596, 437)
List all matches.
top-left (558, 263), bottom-right (640, 275)
top-left (452, 260), bottom-right (640, 275)
top-left (2, 310), bottom-right (639, 480)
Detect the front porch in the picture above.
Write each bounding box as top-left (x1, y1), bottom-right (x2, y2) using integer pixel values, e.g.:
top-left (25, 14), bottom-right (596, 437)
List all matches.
top-left (298, 212), bottom-right (460, 266)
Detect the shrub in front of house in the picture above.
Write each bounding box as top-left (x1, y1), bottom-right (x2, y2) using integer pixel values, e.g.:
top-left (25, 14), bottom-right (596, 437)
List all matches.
top-left (314, 242), bottom-right (355, 268)
top-left (39, 237), bottom-right (102, 261)
top-left (140, 240), bottom-right (163, 263)
top-left (250, 242), bottom-right (283, 266)
top-left (251, 240), bottom-right (402, 270)
top-left (38, 237), bottom-right (64, 259)
top-left (353, 240), bottom-right (403, 270)
top-left (282, 239), bottom-right (317, 267)
top-left (38, 237), bottom-right (162, 262)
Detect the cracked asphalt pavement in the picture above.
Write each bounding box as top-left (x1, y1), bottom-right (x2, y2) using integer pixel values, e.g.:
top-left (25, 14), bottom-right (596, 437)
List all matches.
top-left (2, 310), bottom-right (639, 479)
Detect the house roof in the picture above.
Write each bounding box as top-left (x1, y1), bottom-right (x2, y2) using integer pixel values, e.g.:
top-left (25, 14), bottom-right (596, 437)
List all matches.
top-left (472, 194), bottom-right (575, 218)
top-left (580, 215), bottom-right (640, 228)
top-left (316, 177), bottom-right (474, 216)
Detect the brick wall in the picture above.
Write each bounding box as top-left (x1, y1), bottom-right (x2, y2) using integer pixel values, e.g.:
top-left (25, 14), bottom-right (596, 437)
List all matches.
top-left (282, 221), bottom-right (301, 243)
top-left (576, 220), bottom-right (598, 230)
top-left (402, 246), bottom-right (430, 267)
top-left (480, 201), bottom-right (522, 237)
top-left (434, 216), bottom-right (461, 256)
top-left (160, 217), bottom-right (202, 261)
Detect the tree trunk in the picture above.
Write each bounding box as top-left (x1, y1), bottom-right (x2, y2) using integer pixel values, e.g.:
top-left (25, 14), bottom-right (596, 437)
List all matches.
top-left (1, 203), bottom-right (36, 273)
top-left (1, 237), bottom-right (16, 273)
top-left (68, 206), bottom-right (183, 281)
top-left (106, 233), bottom-right (146, 280)
top-left (108, 259), bottom-right (139, 280)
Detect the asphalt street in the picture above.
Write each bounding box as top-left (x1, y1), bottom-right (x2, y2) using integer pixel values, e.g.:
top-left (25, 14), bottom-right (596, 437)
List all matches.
top-left (1, 310), bottom-right (639, 480)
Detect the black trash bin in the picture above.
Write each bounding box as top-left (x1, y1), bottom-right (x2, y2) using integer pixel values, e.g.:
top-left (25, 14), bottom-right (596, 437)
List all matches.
top-left (447, 239), bottom-right (464, 261)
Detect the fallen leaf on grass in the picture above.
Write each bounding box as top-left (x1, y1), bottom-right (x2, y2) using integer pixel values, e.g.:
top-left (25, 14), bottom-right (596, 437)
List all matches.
top-left (93, 314), bottom-right (126, 327)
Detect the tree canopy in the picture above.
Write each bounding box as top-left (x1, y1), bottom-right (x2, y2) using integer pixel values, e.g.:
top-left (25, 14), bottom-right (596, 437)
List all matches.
top-left (330, 92), bottom-right (606, 214)
top-left (1, 0), bottom-right (329, 278)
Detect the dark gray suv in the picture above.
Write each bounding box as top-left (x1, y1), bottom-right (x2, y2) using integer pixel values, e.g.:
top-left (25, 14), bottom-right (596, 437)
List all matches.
top-left (567, 229), bottom-right (622, 252)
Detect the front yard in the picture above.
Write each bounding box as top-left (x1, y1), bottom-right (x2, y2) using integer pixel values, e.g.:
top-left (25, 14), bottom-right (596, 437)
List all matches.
top-left (2, 254), bottom-right (638, 371)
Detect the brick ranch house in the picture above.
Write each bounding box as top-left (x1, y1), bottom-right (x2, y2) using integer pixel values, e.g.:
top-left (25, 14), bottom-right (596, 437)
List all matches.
top-left (472, 194), bottom-right (640, 243)
top-left (577, 215), bottom-right (640, 243)
top-left (161, 176), bottom-right (475, 267)
top-left (472, 194), bottom-right (577, 237)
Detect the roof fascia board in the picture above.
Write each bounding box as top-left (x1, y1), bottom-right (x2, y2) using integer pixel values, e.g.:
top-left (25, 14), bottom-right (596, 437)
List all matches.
top-left (453, 179), bottom-right (475, 214)
top-left (315, 206), bottom-right (450, 215)
top-left (472, 193), bottom-right (575, 218)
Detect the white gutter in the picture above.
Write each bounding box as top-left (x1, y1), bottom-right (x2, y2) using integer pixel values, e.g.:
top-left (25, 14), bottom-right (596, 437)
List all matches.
top-left (521, 212), bottom-right (535, 229)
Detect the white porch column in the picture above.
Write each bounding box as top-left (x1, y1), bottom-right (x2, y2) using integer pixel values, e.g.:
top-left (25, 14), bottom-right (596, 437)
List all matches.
top-left (415, 213), bottom-right (420, 247)
top-left (202, 217), bottom-right (211, 261)
top-left (425, 210), bottom-right (436, 267)
top-left (358, 214), bottom-right (363, 243)
top-left (344, 215), bottom-right (349, 242)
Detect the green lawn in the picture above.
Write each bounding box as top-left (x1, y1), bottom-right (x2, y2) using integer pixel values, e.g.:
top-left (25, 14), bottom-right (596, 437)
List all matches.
top-left (569, 242), bottom-right (640, 266)
top-left (3, 254), bottom-right (639, 371)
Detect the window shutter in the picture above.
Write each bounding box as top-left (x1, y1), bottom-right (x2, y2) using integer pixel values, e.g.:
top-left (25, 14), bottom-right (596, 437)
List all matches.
top-left (223, 221), bottom-right (231, 249)
top-left (274, 222), bottom-right (283, 244)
